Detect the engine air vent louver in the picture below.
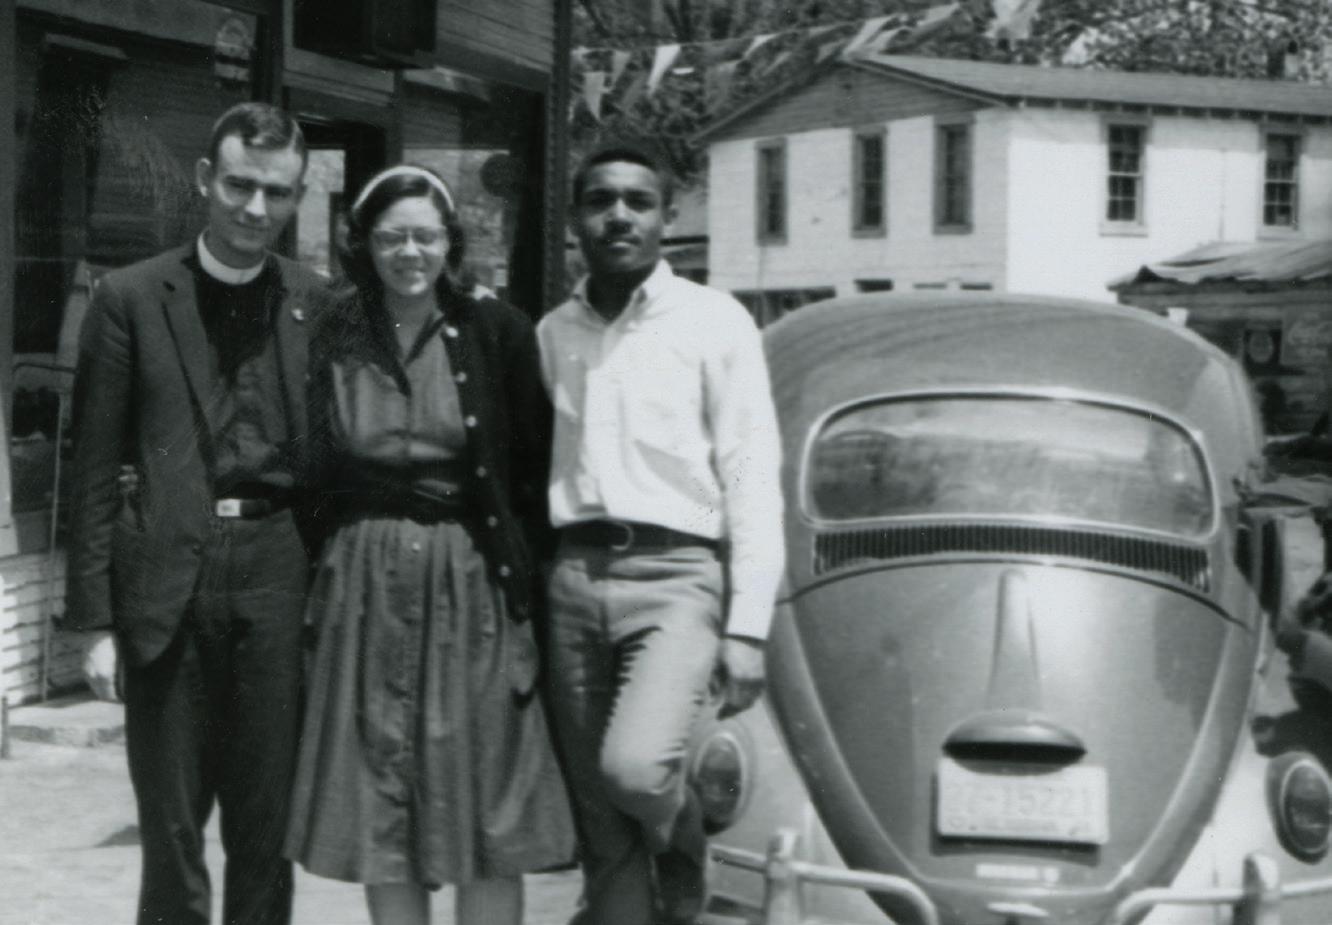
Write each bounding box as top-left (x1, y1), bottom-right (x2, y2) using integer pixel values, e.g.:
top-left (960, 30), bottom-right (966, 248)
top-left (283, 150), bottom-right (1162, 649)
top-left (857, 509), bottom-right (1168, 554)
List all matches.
top-left (814, 523), bottom-right (1210, 591)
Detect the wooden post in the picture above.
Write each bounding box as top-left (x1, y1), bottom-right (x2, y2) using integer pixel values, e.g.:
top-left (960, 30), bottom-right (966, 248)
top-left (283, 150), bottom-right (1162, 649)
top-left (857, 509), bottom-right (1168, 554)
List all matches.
top-left (1234, 852), bottom-right (1281, 925)
top-left (0, 0), bottom-right (18, 558)
top-left (545, 0), bottom-right (574, 311)
top-left (762, 828), bottom-right (804, 925)
top-left (1, 696), bottom-right (11, 760)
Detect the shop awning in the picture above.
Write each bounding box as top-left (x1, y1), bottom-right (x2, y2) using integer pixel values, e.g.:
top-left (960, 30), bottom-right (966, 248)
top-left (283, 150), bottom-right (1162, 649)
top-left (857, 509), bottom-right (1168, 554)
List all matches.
top-left (1110, 239), bottom-right (1332, 290)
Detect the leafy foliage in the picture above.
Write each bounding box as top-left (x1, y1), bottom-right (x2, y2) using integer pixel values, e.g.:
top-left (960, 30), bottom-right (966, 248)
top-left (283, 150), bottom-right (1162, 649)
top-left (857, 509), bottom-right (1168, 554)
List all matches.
top-left (571, 0), bottom-right (1330, 184)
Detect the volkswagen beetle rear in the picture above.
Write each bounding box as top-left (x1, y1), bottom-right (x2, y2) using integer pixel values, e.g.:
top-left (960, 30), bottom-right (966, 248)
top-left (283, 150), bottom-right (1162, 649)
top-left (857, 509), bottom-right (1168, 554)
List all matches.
top-left (697, 294), bottom-right (1332, 925)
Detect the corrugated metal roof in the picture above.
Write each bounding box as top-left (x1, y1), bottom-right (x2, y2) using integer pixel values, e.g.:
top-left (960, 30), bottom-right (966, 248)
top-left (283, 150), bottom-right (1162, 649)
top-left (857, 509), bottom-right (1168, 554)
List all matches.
top-left (862, 54), bottom-right (1332, 118)
top-left (1110, 239), bottom-right (1332, 289)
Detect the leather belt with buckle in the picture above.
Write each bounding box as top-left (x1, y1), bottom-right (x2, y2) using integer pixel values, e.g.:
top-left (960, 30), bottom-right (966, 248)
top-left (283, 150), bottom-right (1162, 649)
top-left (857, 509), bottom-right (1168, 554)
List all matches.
top-left (214, 498), bottom-right (281, 519)
top-left (560, 520), bottom-right (718, 553)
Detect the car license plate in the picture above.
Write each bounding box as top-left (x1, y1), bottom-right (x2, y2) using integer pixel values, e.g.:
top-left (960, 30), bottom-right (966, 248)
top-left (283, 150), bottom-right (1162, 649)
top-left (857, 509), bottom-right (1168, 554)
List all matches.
top-left (936, 758), bottom-right (1109, 845)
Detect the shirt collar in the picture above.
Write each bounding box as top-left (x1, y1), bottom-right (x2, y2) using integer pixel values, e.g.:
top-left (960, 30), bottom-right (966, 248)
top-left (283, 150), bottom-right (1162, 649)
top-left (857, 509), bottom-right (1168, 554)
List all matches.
top-left (572, 260), bottom-right (675, 324)
top-left (196, 233), bottom-right (266, 285)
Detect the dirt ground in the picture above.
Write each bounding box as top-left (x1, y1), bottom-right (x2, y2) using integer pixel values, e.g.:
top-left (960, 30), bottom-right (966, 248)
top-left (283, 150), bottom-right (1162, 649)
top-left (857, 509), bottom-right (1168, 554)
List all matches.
top-left (0, 738), bottom-right (582, 925)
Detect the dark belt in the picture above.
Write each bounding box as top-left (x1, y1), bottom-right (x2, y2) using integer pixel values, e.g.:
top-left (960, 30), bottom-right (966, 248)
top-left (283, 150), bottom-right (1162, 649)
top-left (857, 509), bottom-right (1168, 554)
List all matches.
top-left (337, 488), bottom-right (471, 526)
top-left (560, 520), bottom-right (718, 553)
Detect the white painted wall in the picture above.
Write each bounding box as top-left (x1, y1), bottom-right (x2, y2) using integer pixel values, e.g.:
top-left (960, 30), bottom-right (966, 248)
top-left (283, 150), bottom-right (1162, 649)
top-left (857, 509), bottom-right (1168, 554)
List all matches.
top-left (708, 103), bottom-right (1332, 307)
top-left (1005, 110), bottom-right (1332, 302)
top-left (1297, 127), bottom-right (1332, 239)
top-left (707, 110), bottom-right (1010, 296)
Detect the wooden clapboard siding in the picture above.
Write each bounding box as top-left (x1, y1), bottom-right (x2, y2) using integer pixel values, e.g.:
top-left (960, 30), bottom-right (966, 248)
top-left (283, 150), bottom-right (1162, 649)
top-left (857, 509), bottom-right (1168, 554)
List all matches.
top-left (18, 0), bottom-right (250, 51)
top-left (437, 0), bottom-right (556, 82)
top-left (401, 82), bottom-right (467, 147)
top-left (713, 67), bottom-right (986, 142)
top-left (0, 551), bottom-right (77, 704)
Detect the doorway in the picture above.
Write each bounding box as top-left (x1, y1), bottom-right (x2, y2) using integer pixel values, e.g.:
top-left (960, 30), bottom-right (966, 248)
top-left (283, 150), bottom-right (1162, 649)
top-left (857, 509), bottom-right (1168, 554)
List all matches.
top-left (288, 100), bottom-right (389, 277)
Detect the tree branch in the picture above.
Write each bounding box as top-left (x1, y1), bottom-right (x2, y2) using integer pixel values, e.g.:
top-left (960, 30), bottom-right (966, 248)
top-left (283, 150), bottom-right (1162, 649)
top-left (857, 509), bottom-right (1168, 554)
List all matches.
top-left (578, 0), bottom-right (613, 39)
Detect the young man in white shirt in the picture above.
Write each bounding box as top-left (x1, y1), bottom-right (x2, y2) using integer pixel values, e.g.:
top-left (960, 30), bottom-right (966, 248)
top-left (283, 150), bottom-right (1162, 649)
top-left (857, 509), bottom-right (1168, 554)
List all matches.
top-left (538, 143), bottom-right (784, 925)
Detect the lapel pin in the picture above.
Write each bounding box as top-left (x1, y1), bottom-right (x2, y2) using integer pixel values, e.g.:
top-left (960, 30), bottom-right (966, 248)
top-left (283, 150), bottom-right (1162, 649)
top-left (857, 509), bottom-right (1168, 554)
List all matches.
top-left (292, 307), bottom-right (305, 322)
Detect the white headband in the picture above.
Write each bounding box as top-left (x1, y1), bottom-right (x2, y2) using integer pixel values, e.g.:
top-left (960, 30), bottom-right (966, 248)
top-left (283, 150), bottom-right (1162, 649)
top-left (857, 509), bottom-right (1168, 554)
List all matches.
top-left (351, 165), bottom-right (455, 218)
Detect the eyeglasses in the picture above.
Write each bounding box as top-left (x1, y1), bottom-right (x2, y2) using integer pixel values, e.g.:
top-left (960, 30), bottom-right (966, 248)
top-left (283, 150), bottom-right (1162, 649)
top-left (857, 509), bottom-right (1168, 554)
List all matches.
top-left (370, 226), bottom-right (448, 250)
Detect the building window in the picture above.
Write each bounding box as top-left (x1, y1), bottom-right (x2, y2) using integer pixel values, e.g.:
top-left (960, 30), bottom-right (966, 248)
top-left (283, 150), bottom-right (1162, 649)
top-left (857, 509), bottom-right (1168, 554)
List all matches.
top-left (1106, 123), bottom-right (1145, 224)
top-left (756, 139), bottom-right (786, 243)
top-left (1263, 132), bottom-right (1300, 228)
top-left (934, 120), bottom-right (971, 232)
top-left (852, 129), bottom-right (886, 235)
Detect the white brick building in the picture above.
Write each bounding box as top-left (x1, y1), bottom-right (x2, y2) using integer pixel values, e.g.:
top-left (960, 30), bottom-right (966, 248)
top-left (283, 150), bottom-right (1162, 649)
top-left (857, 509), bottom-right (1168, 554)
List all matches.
top-left (699, 55), bottom-right (1332, 321)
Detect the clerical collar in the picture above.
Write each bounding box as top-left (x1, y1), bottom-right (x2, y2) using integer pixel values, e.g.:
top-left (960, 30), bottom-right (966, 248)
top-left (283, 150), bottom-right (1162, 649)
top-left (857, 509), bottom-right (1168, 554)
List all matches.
top-left (196, 234), bottom-right (266, 285)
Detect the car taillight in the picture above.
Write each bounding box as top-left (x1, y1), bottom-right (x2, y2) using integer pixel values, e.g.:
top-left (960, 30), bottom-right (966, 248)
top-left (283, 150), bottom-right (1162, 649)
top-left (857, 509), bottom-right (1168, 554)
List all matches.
top-left (1268, 753), bottom-right (1332, 860)
top-left (690, 726), bottom-right (754, 835)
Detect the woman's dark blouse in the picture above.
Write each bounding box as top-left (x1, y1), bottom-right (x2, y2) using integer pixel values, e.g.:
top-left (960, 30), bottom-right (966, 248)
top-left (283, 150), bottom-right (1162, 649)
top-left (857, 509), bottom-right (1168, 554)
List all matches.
top-left (306, 287), bottom-right (554, 623)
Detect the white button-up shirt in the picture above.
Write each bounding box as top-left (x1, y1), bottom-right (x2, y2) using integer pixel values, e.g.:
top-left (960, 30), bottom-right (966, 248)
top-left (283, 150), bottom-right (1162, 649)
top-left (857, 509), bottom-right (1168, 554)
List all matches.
top-left (538, 261), bottom-right (785, 640)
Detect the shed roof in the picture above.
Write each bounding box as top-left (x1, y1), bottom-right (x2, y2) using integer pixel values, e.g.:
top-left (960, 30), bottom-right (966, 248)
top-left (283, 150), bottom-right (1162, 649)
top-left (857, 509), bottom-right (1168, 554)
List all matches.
top-left (859, 54), bottom-right (1332, 119)
top-left (1109, 239), bottom-right (1332, 290)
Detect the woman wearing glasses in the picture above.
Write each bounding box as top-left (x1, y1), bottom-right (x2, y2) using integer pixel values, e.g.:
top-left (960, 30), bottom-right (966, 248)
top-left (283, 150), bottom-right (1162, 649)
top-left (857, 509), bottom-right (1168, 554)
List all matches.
top-left (285, 165), bottom-right (573, 925)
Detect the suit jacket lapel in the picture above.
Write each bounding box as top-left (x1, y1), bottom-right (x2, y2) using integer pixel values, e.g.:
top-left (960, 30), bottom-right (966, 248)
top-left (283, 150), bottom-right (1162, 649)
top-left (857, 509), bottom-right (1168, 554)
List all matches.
top-left (159, 248), bottom-right (219, 436)
top-left (273, 261), bottom-right (308, 449)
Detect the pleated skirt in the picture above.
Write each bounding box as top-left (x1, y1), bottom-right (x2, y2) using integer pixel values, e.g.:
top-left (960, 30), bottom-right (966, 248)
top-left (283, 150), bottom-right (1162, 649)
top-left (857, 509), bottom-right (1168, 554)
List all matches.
top-left (284, 515), bottom-right (575, 887)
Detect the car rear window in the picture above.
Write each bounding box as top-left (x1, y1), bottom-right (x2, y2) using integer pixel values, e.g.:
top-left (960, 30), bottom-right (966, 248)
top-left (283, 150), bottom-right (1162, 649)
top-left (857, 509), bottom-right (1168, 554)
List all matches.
top-left (806, 395), bottom-right (1212, 537)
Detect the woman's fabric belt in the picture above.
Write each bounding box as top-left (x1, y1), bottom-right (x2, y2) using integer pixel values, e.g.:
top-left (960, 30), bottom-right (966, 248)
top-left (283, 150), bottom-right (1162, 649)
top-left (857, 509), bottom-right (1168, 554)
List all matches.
top-left (338, 486), bottom-right (471, 525)
top-left (560, 520), bottom-right (719, 553)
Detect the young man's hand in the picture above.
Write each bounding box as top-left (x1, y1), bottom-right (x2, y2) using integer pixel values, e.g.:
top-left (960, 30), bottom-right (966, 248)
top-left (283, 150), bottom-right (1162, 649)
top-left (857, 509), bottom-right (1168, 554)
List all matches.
top-left (717, 637), bottom-right (766, 718)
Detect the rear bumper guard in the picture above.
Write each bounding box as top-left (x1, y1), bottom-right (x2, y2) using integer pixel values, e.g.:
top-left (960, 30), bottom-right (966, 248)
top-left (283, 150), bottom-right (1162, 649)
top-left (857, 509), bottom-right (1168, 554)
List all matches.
top-left (713, 833), bottom-right (1332, 925)
top-left (711, 830), bottom-right (941, 925)
top-left (1109, 853), bottom-right (1332, 925)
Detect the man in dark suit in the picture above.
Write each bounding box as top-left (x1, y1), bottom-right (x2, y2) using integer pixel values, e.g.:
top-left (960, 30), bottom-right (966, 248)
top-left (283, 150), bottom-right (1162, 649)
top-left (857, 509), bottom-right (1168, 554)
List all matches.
top-left (64, 102), bottom-right (325, 925)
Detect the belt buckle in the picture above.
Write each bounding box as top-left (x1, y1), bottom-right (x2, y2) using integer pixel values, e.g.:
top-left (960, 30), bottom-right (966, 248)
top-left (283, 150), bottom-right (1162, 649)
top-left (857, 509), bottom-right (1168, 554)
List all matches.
top-left (215, 498), bottom-right (242, 518)
top-left (608, 520), bottom-right (634, 552)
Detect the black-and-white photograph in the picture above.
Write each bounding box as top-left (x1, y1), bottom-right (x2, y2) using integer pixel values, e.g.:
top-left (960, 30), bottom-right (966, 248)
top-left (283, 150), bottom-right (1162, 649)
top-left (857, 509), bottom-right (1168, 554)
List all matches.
top-left (2, 2), bottom-right (1331, 924)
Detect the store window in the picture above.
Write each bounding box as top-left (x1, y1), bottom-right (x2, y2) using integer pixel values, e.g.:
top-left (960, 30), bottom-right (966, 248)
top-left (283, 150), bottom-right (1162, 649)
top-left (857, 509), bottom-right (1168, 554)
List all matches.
top-left (11, 18), bottom-right (245, 550)
top-left (396, 73), bottom-right (549, 314)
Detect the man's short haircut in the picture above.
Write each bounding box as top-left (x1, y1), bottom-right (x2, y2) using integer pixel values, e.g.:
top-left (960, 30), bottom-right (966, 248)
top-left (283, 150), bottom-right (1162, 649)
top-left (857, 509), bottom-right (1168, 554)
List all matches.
top-left (206, 102), bottom-right (307, 168)
top-left (572, 140), bottom-right (675, 207)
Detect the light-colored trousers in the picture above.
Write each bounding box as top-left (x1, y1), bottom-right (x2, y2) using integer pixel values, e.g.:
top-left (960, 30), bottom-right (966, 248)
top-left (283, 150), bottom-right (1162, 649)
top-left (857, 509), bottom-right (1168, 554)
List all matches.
top-left (546, 539), bottom-right (722, 925)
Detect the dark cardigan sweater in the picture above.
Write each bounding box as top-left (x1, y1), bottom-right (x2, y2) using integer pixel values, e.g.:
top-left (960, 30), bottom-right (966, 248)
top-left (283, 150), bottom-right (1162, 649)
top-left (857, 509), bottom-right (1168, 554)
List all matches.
top-left (306, 285), bottom-right (554, 624)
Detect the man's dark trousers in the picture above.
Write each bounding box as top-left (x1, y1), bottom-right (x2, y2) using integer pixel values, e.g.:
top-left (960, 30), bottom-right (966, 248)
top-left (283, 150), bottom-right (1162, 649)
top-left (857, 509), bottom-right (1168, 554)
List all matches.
top-left (123, 511), bottom-right (307, 925)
